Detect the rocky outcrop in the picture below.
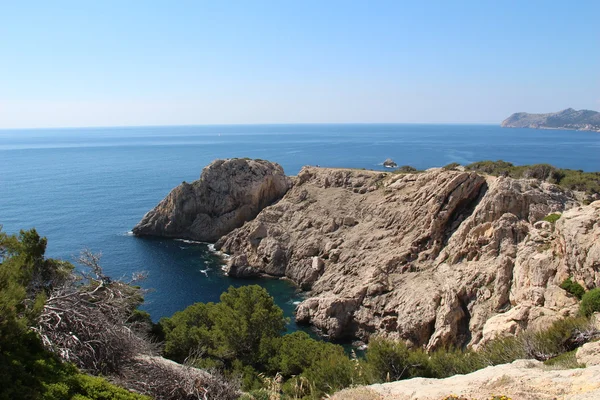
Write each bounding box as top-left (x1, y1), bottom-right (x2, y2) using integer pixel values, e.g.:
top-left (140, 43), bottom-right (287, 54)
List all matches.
top-left (132, 158), bottom-right (290, 242)
top-left (333, 360), bottom-right (600, 400)
top-left (216, 166), bottom-right (597, 349)
top-left (577, 341), bottom-right (600, 367)
top-left (383, 158), bottom-right (397, 168)
top-left (501, 108), bottom-right (600, 132)
top-left (135, 159), bottom-right (599, 350)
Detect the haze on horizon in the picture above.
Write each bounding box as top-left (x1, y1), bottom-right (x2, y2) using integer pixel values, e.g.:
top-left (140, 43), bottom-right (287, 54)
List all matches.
top-left (1, 0), bottom-right (598, 129)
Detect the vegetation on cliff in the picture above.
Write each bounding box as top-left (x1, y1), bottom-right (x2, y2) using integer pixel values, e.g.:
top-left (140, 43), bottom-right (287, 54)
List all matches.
top-left (159, 287), bottom-right (599, 399)
top-left (465, 160), bottom-right (600, 194)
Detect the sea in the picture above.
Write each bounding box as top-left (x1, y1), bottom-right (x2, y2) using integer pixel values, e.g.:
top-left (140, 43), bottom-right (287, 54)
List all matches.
top-left (1, 124), bottom-right (599, 335)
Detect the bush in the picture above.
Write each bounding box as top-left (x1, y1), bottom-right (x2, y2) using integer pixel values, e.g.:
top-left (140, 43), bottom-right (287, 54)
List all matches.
top-left (443, 162), bottom-right (461, 171)
top-left (302, 351), bottom-right (364, 397)
top-left (543, 213), bottom-right (561, 224)
top-left (560, 278), bottom-right (585, 300)
top-left (394, 165), bottom-right (418, 174)
top-left (260, 331), bottom-right (343, 378)
top-left (543, 349), bottom-right (584, 369)
top-left (0, 228), bottom-right (149, 400)
top-left (478, 335), bottom-right (527, 366)
top-left (579, 288), bottom-right (600, 317)
top-left (160, 285), bottom-right (287, 366)
top-left (364, 337), bottom-right (431, 382)
top-left (464, 160), bottom-right (600, 194)
top-left (428, 348), bottom-right (484, 378)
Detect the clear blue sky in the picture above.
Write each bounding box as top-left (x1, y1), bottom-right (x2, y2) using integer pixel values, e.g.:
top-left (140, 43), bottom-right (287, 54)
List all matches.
top-left (1, 0), bottom-right (598, 128)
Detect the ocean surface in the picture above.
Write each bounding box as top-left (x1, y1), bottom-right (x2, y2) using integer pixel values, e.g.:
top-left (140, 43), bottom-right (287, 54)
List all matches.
top-left (1, 124), bottom-right (599, 334)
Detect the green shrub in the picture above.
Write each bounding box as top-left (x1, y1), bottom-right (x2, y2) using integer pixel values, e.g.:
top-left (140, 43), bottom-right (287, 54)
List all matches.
top-left (523, 317), bottom-right (591, 358)
top-left (302, 351), bottom-right (364, 397)
top-left (479, 335), bottom-right (527, 366)
top-left (543, 349), bottom-right (585, 369)
top-left (428, 348), bottom-right (484, 378)
top-left (0, 228), bottom-right (149, 400)
top-left (465, 160), bottom-right (515, 176)
top-left (364, 337), bottom-right (431, 382)
top-left (443, 162), bottom-right (461, 171)
top-left (394, 165), bottom-right (418, 174)
top-left (560, 278), bottom-right (585, 300)
top-left (160, 285), bottom-right (287, 366)
top-left (464, 160), bottom-right (600, 194)
top-left (260, 331), bottom-right (344, 378)
top-left (543, 213), bottom-right (561, 224)
top-left (579, 288), bottom-right (600, 317)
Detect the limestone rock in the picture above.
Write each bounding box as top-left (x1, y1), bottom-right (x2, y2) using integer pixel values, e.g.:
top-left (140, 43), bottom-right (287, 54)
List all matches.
top-left (334, 360), bottom-right (600, 400)
top-left (135, 159), bottom-right (599, 349)
top-left (577, 340), bottom-right (600, 366)
top-left (132, 158), bottom-right (290, 242)
top-left (217, 166), bottom-right (588, 347)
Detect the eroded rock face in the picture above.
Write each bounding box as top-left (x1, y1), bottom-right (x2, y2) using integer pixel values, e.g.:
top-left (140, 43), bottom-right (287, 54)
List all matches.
top-left (135, 159), bottom-right (599, 350)
top-left (216, 166), bottom-right (595, 349)
top-left (132, 159), bottom-right (290, 242)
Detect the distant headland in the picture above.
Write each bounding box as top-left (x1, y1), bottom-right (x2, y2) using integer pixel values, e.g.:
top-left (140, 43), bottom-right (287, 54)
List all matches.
top-left (501, 108), bottom-right (600, 132)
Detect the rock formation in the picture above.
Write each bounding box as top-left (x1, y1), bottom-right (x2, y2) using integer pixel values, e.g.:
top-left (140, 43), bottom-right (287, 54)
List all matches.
top-left (332, 359), bottom-right (600, 400)
top-left (383, 158), bottom-right (397, 168)
top-left (136, 158), bottom-right (600, 350)
top-left (132, 158), bottom-right (290, 242)
top-left (501, 108), bottom-right (600, 132)
top-left (217, 166), bottom-right (599, 349)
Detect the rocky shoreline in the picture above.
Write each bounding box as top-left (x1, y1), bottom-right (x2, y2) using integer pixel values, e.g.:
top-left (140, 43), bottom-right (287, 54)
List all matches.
top-left (134, 158), bottom-right (600, 350)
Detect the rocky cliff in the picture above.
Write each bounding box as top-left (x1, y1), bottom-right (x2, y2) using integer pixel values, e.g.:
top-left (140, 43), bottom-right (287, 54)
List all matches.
top-left (132, 158), bottom-right (290, 242)
top-left (216, 166), bottom-right (599, 349)
top-left (501, 108), bottom-right (600, 132)
top-left (135, 159), bottom-right (600, 350)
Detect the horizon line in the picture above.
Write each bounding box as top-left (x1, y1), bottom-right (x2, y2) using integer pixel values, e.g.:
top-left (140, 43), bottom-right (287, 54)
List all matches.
top-left (0, 121), bottom-right (499, 131)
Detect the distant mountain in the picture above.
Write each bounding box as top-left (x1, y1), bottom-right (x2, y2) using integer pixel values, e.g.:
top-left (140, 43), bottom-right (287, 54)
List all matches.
top-left (501, 108), bottom-right (600, 132)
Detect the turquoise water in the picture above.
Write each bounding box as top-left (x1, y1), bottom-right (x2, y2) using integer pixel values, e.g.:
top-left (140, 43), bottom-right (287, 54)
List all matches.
top-left (1, 124), bottom-right (599, 332)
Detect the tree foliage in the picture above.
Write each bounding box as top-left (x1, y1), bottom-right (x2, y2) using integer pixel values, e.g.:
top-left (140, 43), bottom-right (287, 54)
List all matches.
top-left (560, 277), bottom-right (585, 300)
top-left (0, 228), bottom-right (149, 400)
top-left (161, 285), bottom-right (287, 366)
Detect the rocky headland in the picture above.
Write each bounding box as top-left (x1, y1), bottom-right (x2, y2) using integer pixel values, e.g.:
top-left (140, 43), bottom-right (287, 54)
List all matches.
top-left (134, 158), bottom-right (600, 351)
top-left (132, 158), bottom-right (290, 242)
top-left (501, 108), bottom-right (600, 132)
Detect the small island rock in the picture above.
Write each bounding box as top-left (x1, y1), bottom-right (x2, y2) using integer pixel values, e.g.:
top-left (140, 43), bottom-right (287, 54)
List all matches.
top-left (383, 158), bottom-right (398, 168)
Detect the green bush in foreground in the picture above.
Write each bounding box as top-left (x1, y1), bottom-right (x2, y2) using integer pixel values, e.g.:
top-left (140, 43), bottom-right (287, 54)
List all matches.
top-left (160, 285), bottom-right (287, 367)
top-left (560, 277), bottom-right (585, 300)
top-left (0, 228), bottom-right (148, 400)
top-left (579, 288), bottom-right (600, 317)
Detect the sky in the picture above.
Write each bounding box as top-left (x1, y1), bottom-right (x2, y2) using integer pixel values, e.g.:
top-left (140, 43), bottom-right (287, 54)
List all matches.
top-left (1, 0), bottom-right (598, 128)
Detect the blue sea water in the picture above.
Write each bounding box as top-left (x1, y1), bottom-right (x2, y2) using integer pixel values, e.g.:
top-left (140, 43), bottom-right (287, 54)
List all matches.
top-left (1, 124), bottom-right (599, 332)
